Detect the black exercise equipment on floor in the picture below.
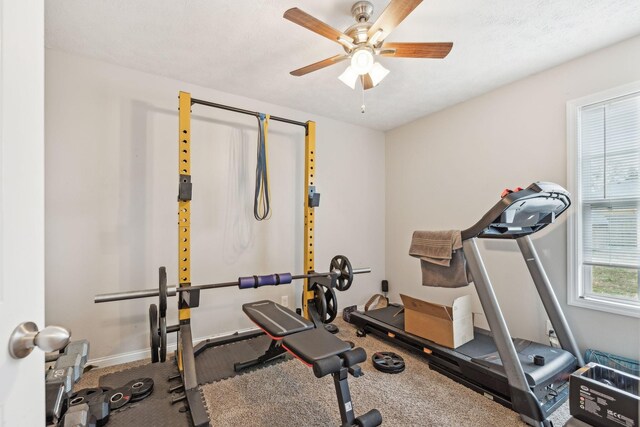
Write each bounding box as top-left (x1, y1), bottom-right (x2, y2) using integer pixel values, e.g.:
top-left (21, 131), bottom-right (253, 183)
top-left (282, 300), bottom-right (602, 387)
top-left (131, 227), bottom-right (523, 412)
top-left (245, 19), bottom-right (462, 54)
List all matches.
top-left (46, 340), bottom-right (92, 426)
top-left (239, 300), bottom-right (382, 427)
top-left (350, 182), bottom-right (584, 427)
top-left (372, 352), bottom-right (405, 374)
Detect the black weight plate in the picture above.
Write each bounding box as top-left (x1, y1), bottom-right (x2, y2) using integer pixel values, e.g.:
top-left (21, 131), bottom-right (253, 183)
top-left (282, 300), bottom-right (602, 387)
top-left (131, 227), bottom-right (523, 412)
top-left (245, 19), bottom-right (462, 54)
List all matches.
top-left (330, 255), bottom-right (353, 291)
top-left (149, 304), bottom-right (159, 363)
top-left (324, 323), bottom-right (339, 334)
top-left (158, 266), bottom-right (167, 316)
top-left (310, 282), bottom-right (338, 324)
top-left (324, 287), bottom-right (338, 323)
top-left (106, 388), bottom-right (132, 410)
top-left (69, 388), bottom-right (105, 406)
top-left (124, 377), bottom-right (154, 399)
top-left (159, 316), bottom-right (167, 363)
top-left (129, 388), bottom-right (153, 403)
top-left (372, 352), bottom-right (405, 374)
top-left (311, 283), bottom-right (328, 323)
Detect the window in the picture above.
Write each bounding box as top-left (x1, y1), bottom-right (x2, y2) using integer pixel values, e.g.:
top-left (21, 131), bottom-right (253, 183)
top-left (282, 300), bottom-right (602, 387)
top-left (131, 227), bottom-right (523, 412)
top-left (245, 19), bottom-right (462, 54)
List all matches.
top-left (567, 82), bottom-right (640, 318)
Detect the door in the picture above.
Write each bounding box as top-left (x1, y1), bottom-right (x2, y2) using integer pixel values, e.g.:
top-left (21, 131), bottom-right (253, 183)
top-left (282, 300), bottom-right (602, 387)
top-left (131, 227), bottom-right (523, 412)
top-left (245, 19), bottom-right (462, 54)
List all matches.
top-left (0, 1), bottom-right (45, 426)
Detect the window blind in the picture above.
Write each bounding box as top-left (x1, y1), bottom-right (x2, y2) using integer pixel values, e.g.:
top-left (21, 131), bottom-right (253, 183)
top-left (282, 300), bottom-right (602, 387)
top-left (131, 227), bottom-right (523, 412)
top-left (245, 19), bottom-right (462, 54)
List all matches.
top-left (581, 93), bottom-right (640, 269)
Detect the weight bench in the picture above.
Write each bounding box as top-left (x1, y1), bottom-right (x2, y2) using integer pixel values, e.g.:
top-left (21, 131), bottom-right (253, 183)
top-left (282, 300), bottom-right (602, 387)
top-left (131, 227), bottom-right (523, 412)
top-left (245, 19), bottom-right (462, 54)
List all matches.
top-left (236, 300), bottom-right (382, 427)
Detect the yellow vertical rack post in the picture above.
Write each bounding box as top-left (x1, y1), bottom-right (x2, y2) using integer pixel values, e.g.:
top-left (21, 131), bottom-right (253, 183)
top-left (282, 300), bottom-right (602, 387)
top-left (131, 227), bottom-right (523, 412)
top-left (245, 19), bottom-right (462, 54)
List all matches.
top-left (177, 91), bottom-right (192, 373)
top-left (302, 121), bottom-right (316, 319)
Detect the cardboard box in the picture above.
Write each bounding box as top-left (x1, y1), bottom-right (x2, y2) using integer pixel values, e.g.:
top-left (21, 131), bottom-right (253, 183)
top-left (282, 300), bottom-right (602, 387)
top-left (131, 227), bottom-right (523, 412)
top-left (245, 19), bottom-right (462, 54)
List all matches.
top-left (570, 362), bottom-right (639, 427)
top-left (400, 294), bottom-right (474, 348)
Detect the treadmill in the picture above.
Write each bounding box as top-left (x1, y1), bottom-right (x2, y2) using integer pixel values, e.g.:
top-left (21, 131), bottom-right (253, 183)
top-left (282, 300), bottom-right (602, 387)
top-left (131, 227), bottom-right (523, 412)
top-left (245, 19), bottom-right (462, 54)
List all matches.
top-left (350, 182), bottom-right (584, 427)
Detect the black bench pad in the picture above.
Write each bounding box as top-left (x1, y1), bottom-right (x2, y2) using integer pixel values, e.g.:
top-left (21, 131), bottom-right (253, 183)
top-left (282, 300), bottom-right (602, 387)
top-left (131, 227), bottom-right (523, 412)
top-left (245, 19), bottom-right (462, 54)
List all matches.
top-left (283, 328), bottom-right (351, 365)
top-left (243, 300), bottom-right (313, 338)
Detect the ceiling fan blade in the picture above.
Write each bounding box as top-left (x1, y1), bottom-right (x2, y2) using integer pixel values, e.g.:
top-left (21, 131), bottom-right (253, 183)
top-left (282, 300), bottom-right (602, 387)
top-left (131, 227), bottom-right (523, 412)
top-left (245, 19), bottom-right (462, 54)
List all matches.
top-left (367, 0), bottom-right (423, 43)
top-left (379, 42), bottom-right (453, 58)
top-left (284, 8), bottom-right (354, 45)
top-left (362, 74), bottom-right (374, 90)
top-left (290, 54), bottom-right (348, 76)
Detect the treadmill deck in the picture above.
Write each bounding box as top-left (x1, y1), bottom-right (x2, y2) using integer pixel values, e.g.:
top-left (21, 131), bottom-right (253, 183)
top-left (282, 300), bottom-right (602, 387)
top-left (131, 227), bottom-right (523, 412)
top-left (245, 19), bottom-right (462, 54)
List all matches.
top-left (351, 305), bottom-right (575, 416)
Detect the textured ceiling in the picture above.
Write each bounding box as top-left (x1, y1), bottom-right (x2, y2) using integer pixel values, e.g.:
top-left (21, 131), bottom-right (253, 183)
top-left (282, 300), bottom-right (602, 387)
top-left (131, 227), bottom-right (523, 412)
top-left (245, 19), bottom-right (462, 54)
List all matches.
top-left (45, 0), bottom-right (640, 130)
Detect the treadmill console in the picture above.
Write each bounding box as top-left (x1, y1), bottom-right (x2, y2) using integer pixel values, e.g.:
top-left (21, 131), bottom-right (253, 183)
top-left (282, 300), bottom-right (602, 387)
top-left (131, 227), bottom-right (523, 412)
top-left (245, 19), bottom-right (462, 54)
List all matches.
top-left (462, 182), bottom-right (571, 240)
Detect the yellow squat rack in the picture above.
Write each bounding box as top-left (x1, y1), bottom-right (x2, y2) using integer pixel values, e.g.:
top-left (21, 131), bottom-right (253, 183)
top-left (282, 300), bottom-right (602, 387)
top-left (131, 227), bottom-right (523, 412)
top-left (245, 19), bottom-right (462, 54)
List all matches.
top-left (176, 91), bottom-right (317, 426)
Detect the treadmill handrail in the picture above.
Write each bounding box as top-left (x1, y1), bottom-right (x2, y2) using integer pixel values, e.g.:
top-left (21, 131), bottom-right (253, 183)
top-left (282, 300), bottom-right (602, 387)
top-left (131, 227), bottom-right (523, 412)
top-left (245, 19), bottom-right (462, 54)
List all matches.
top-left (461, 182), bottom-right (571, 241)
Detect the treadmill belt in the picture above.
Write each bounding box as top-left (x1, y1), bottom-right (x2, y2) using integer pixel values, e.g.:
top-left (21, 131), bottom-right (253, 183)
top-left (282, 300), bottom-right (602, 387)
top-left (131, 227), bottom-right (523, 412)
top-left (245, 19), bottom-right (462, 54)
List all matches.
top-left (364, 305), bottom-right (405, 329)
top-left (364, 305), bottom-right (500, 359)
top-left (456, 329), bottom-right (499, 358)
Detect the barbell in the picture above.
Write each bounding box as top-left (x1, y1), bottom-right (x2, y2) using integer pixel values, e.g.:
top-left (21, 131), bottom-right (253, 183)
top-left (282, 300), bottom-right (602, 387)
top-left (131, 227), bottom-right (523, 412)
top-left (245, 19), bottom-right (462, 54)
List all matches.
top-left (95, 255), bottom-right (370, 363)
top-left (94, 255), bottom-right (369, 304)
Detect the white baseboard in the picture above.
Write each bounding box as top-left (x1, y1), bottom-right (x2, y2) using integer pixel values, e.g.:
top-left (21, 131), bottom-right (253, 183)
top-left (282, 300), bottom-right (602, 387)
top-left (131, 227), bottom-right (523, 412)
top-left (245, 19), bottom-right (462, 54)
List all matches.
top-left (87, 326), bottom-right (261, 369)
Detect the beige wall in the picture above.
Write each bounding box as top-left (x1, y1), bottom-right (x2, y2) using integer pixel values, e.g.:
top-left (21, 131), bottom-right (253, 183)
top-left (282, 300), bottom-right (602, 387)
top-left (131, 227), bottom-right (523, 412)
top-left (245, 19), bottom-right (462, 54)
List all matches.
top-left (45, 49), bottom-right (385, 362)
top-left (385, 35), bottom-right (640, 359)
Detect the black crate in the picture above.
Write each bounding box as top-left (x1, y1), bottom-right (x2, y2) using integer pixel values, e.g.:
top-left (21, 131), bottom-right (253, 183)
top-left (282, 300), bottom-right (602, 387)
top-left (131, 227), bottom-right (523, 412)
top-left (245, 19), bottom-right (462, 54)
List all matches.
top-left (570, 362), bottom-right (639, 427)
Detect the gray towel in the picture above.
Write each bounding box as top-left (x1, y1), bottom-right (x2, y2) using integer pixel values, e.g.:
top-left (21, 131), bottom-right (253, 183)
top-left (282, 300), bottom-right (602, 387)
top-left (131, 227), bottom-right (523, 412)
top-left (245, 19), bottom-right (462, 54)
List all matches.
top-left (409, 230), bottom-right (472, 288)
top-left (409, 230), bottom-right (462, 266)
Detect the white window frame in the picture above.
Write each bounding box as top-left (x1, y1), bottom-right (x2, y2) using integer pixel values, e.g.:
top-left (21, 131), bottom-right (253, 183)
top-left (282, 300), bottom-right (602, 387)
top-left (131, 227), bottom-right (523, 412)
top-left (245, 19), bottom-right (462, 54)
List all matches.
top-left (567, 81), bottom-right (640, 319)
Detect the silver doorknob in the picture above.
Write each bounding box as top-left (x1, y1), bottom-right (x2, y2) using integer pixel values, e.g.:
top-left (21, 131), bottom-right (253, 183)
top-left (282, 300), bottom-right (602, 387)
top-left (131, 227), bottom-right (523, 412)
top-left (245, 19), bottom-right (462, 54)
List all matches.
top-left (8, 322), bottom-right (71, 359)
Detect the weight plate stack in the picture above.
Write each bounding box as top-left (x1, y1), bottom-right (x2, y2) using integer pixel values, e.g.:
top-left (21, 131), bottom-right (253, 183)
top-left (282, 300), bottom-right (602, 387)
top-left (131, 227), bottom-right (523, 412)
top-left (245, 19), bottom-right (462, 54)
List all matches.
top-left (310, 282), bottom-right (338, 324)
top-left (69, 387), bottom-right (110, 407)
top-left (125, 377), bottom-right (154, 402)
top-left (323, 286), bottom-right (338, 323)
top-left (159, 316), bottom-right (167, 363)
top-left (158, 266), bottom-right (167, 316)
top-left (372, 352), bottom-right (405, 374)
top-left (106, 388), bottom-right (132, 410)
top-left (158, 267), bottom-right (168, 362)
top-left (148, 304), bottom-right (160, 363)
top-left (311, 283), bottom-right (328, 322)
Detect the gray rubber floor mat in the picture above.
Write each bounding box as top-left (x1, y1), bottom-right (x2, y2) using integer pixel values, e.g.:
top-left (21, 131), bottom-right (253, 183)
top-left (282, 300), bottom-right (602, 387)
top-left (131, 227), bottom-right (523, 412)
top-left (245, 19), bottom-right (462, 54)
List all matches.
top-left (94, 334), bottom-right (290, 426)
top-left (195, 334), bottom-right (291, 385)
top-left (98, 359), bottom-right (193, 427)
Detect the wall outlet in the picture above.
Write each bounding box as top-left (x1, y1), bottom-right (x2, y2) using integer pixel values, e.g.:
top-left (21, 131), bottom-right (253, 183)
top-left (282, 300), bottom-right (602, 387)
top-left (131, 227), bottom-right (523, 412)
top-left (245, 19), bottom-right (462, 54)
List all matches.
top-left (545, 319), bottom-right (561, 348)
top-left (281, 295), bottom-right (289, 307)
top-left (545, 320), bottom-right (554, 335)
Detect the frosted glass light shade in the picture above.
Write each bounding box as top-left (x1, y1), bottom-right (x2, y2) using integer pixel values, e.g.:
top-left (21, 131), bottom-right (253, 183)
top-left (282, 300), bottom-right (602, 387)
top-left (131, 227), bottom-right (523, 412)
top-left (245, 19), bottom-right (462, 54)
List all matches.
top-left (338, 66), bottom-right (359, 89)
top-left (369, 62), bottom-right (390, 87)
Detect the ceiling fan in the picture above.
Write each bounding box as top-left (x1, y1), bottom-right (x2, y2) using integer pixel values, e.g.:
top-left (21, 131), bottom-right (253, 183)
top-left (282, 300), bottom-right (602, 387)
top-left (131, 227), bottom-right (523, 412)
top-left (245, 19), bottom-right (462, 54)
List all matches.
top-left (284, 0), bottom-right (453, 90)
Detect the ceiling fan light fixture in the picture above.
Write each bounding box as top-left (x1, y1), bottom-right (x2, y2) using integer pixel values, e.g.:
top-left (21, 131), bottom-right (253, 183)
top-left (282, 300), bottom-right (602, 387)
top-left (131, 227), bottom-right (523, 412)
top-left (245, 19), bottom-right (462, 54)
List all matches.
top-left (350, 47), bottom-right (374, 75)
top-left (369, 62), bottom-right (390, 86)
top-left (338, 66), bottom-right (359, 89)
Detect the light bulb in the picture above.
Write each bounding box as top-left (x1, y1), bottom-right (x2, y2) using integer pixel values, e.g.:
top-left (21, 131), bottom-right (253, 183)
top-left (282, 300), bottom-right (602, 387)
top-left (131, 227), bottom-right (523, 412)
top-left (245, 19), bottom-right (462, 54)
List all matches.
top-left (338, 66), bottom-right (359, 89)
top-left (350, 47), bottom-right (374, 75)
top-left (369, 62), bottom-right (390, 87)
